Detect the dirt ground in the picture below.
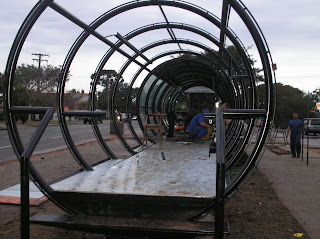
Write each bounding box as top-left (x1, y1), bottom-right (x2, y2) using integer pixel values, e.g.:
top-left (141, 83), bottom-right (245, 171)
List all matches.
top-left (0, 142), bottom-right (311, 239)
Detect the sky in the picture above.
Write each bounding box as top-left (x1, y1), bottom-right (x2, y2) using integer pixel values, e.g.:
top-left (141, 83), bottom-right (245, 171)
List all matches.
top-left (1, 0), bottom-right (320, 94)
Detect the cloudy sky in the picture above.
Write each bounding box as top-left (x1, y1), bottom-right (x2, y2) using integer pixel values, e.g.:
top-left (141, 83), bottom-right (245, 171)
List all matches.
top-left (1, 0), bottom-right (319, 93)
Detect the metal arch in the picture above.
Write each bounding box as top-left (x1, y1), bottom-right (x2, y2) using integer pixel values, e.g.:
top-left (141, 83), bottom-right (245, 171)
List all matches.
top-left (149, 53), bottom-right (249, 158)
top-left (223, 1), bottom-right (275, 199)
top-left (5, 0), bottom-right (261, 164)
top-left (125, 67), bottom-right (150, 146)
top-left (121, 21), bottom-right (254, 80)
top-left (134, 72), bottom-right (155, 132)
top-left (4, 0), bottom-right (53, 162)
top-left (107, 45), bottom-right (243, 151)
top-left (144, 76), bottom-right (164, 131)
top-left (2, 0), bottom-right (81, 215)
top-left (146, 59), bottom-right (238, 119)
top-left (140, 56), bottom-right (220, 109)
top-left (4, 0), bottom-right (276, 222)
top-left (84, 1), bottom-right (257, 98)
top-left (85, 18), bottom-right (256, 154)
top-left (151, 81), bottom-right (167, 113)
top-left (148, 50), bottom-right (235, 86)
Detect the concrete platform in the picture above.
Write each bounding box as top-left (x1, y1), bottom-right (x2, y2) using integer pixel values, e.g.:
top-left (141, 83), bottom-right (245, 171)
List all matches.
top-left (52, 141), bottom-right (217, 198)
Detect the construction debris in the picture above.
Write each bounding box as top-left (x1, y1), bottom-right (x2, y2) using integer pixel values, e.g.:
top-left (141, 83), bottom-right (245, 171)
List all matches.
top-left (268, 145), bottom-right (291, 155)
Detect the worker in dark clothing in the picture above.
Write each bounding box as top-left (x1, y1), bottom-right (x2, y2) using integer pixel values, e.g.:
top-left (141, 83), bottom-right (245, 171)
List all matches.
top-left (286, 113), bottom-right (303, 158)
top-left (188, 109), bottom-right (213, 140)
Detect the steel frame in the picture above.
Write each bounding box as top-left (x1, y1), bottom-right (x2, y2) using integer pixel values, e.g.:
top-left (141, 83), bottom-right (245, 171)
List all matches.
top-left (4, 0), bottom-right (276, 237)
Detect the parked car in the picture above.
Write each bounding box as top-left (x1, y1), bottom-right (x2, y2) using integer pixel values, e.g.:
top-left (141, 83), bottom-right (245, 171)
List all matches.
top-left (304, 118), bottom-right (320, 135)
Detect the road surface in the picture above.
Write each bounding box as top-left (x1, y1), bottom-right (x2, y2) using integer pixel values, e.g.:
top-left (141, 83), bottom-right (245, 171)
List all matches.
top-left (0, 120), bottom-right (140, 164)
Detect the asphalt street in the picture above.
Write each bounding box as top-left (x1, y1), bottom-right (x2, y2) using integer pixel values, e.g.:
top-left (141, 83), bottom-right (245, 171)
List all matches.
top-left (0, 120), bottom-right (140, 164)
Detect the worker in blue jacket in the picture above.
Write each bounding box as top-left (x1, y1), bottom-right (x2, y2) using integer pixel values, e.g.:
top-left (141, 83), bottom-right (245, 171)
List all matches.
top-left (188, 109), bottom-right (213, 140)
top-left (286, 113), bottom-right (303, 158)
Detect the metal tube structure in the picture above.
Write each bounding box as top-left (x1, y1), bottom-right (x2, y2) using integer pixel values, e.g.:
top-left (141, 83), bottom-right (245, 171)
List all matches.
top-left (215, 109), bottom-right (226, 238)
top-left (21, 156), bottom-right (30, 239)
top-left (18, 107), bottom-right (55, 238)
top-left (4, 0), bottom-right (276, 229)
top-left (215, 162), bottom-right (226, 239)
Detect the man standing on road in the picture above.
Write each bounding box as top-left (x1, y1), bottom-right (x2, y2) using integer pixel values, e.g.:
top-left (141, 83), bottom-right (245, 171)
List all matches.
top-left (286, 113), bottom-right (303, 158)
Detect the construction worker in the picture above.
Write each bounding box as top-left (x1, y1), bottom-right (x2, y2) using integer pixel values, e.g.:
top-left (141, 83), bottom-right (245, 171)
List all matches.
top-left (286, 113), bottom-right (303, 158)
top-left (188, 109), bottom-right (213, 140)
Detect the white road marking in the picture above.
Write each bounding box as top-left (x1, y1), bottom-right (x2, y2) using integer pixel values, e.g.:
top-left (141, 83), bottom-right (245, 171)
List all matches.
top-left (51, 136), bottom-right (63, 139)
top-left (0, 145), bottom-right (12, 149)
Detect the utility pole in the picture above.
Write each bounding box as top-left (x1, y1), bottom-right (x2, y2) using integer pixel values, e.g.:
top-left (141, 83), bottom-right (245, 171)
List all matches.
top-left (32, 53), bottom-right (48, 69)
top-left (32, 53), bottom-right (49, 92)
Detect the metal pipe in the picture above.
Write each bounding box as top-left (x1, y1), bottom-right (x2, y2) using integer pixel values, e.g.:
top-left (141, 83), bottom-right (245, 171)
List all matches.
top-left (216, 110), bottom-right (226, 164)
top-left (158, 4), bottom-right (183, 51)
top-left (21, 107), bottom-right (55, 159)
top-left (62, 111), bottom-right (106, 117)
top-left (10, 106), bottom-right (52, 114)
top-left (205, 109), bottom-right (267, 119)
top-left (21, 156), bottom-right (30, 239)
top-left (215, 109), bottom-right (226, 238)
top-left (215, 163), bottom-right (226, 239)
top-left (218, 0), bottom-right (231, 69)
top-left (116, 33), bottom-right (151, 63)
top-left (49, 2), bottom-right (151, 71)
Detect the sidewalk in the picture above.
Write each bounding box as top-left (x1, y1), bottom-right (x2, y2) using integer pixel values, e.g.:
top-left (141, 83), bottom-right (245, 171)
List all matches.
top-left (258, 145), bottom-right (320, 239)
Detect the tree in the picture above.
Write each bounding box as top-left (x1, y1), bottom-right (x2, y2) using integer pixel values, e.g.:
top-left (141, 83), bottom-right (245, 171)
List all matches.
top-left (204, 45), bottom-right (264, 82)
top-left (1, 72), bottom-right (31, 122)
top-left (14, 63), bottom-right (68, 106)
top-left (13, 85), bottom-right (30, 123)
top-left (259, 83), bottom-right (315, 128)
top-left (92, 70), bottom-right (131, 117)
top-left (64, 89), bottom-right (88, 111)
